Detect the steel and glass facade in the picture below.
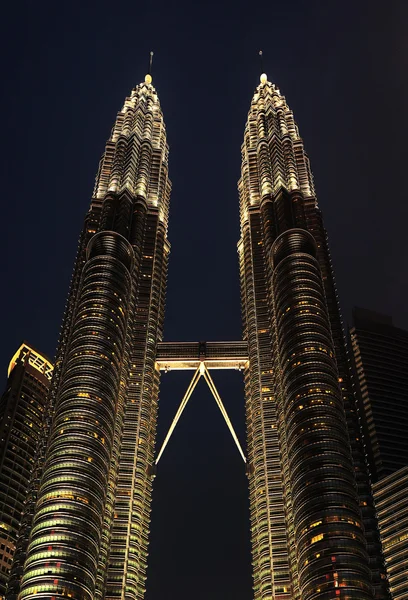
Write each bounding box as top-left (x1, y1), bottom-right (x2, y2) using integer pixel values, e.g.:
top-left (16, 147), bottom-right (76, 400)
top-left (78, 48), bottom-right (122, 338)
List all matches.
top-left (17, 75), bottom-right (170, 600)
top-left (0, 344), bottom-right (53, 599)
top-left (350, 309), bottom-right (408, 597)
top-left (373, 467), bottom-right (408, 600)
top-left (350, 308), bottom-right (408, 483)
top-left (238, 74), bottom-right (387, 600)
top-left (5, 72), bottom-right (391, 600)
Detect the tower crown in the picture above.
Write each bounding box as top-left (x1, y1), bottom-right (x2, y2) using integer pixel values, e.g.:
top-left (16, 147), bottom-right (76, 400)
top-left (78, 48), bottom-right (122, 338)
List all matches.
top-left (238, 74), bottom-right (316, 226)
top-left (93, 75), bottom-right (171, 224)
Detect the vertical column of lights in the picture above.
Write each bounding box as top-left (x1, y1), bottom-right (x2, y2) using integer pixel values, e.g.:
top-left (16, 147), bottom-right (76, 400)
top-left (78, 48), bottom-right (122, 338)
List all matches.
top-left (302, 210), bottom-right (388, 599)
top-left (9, 121), bottom-right (106, 600)
top-left (19, 231), bottom-right (135, 600)
top-left (373, 467), bottom-right (408, 599)
top-left (104, 216), bottom-right (170, 600)
top-left (97, 76), bottom-right (171, 600)
top-left (238, 83), bottom-right (292, 598)
top-left (18, 75), bottom-right (171, 600)
top-left (0, 346), bottom-right (53, 599)
top-left (239, 74), bottom-right (375, 599)
top-left (298, 120), bottom-right (389, 600)
top-left (271, 229), bottom-right (371, 599)
top-left (5, 181), bottom-right (102, 600)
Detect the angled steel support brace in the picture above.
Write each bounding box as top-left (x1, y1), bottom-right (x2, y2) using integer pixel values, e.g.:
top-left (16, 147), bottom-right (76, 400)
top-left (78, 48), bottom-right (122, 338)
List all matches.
top-left (202, 364), bottom-right (246, 463)
top-left (155, 365), bottom-right (201, 465)
top-left (155, 362), bottom-right (246, 465)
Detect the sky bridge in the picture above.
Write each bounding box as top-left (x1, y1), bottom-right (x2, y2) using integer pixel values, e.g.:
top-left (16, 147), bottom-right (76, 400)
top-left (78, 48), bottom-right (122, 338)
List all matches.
top-left (155, 340), bottom-right (248, 371)
top-left (155, 341), bottom-right (248, 465)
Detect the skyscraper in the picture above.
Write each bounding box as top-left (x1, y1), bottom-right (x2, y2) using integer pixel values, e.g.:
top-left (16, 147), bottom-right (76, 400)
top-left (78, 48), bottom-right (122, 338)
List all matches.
top-left (238, 74), bottom-right (387, 599)
top-left (350, 307), bottom-right (408, 483)
top-left (373, 467), bottom-right (408, 600)
top-left (13, 70), bottom-right (388, 600)
top-left (349, 310), bottom-right (408, 597)
top-left (0, 343), bottom-right (53, 598)
top-left (18, 74), bottom-right (170, 600)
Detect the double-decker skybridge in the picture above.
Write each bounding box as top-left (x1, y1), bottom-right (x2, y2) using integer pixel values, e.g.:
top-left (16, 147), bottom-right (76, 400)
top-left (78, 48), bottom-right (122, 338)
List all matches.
top-left (155, 341), bottom-right (248, 464)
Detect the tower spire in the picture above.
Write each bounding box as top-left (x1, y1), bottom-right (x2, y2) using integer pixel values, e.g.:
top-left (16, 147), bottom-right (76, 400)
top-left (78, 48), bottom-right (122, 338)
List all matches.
top-left (145, 50), bottom-right (154, 84)
top-left (258, 49), bottom-right (264, 72)
top-left (148, 50), bottom-right (154, 74)
top-left (259, 49), bottom-right (267, 83)
top-left (239, 66), bottom-right (383, 600)
top-left (18, 68), bottom-right (171, 600)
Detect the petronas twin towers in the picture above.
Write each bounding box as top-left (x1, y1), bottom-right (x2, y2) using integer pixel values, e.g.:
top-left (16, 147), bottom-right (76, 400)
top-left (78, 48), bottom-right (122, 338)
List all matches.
top-left (13, 70), bottom-right (388, 600)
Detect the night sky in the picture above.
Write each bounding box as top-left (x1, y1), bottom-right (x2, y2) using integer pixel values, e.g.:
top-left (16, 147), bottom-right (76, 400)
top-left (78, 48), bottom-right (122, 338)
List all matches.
top-left (1, 1), bottom-right (408, 598)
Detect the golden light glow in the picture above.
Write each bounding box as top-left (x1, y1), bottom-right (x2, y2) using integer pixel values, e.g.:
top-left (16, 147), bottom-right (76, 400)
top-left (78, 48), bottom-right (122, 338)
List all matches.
top-left (93, 76), bottom-right (171, 226)
top-left (239, 73), bottom-right (316, 225)
top-left (374, 466), bottom-right (408, 598)
top-left (8, 343), bottom-right (53, 380)
top-left (155, 340), bottom-right (248, 371)
top-left (155, 360), bottom-right (246, 465)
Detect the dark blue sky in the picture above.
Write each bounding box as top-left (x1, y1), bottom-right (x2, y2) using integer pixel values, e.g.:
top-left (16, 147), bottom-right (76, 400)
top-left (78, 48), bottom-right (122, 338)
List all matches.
top-left (1, 1), bottom-right (408, 598)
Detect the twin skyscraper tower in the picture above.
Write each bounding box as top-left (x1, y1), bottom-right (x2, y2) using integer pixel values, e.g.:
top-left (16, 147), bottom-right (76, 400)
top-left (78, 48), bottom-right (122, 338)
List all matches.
top-left (13, 71), bottom-right (388, 600)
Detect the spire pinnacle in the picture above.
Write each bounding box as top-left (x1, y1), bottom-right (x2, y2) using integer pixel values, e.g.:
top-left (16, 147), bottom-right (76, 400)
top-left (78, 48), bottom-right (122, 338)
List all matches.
top-left (259, 50), bottom-right (268, 84)
top-left (145, 51), bottom-right (154, 84)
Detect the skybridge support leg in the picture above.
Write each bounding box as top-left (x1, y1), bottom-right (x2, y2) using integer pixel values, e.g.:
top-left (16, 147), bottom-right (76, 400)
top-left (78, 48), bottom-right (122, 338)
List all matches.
top-left (155, 365), bottom-right (201, 465)
top-left (202, 365), bottom-right (246, 463)
top-left (155, 362), bottom-right (246, 465)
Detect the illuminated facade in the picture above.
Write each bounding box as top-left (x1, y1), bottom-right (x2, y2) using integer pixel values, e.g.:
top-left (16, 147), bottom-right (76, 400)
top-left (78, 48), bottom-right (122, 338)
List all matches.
top-left (373, 467), bottom-right (408, 600)
top-left (17, 74), bottom-right (170, 600)
top-left (0, 344), bottom-right (53, 599)
top-left (11, 71), bottom-right (390, 600)
top-left (238, 74), bottom-right (388, 600)
top-left (350, 310), bottom-right (408, 597)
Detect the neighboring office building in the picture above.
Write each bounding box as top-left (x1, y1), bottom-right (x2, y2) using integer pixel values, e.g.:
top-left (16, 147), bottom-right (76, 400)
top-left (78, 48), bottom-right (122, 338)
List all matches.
top-left (0, 343), bottom-right (52, 598)
top-left (350, 307), bottom-right (408, 483)
top-left (373, 467), bottom-right (408, 600)
top-left (350, 309), bottom-right (408, 598)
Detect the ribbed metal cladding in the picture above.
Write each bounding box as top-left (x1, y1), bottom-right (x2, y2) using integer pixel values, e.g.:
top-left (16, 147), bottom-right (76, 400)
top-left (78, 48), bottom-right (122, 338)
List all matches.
top-left (19, 231), bottom-right (134, 600)
top-left (12, 75), bottom-right (170, 600)
top-left (239, 211), bottom-right (293, 600)
top-left (271, 229), bottom-right (372, 600)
